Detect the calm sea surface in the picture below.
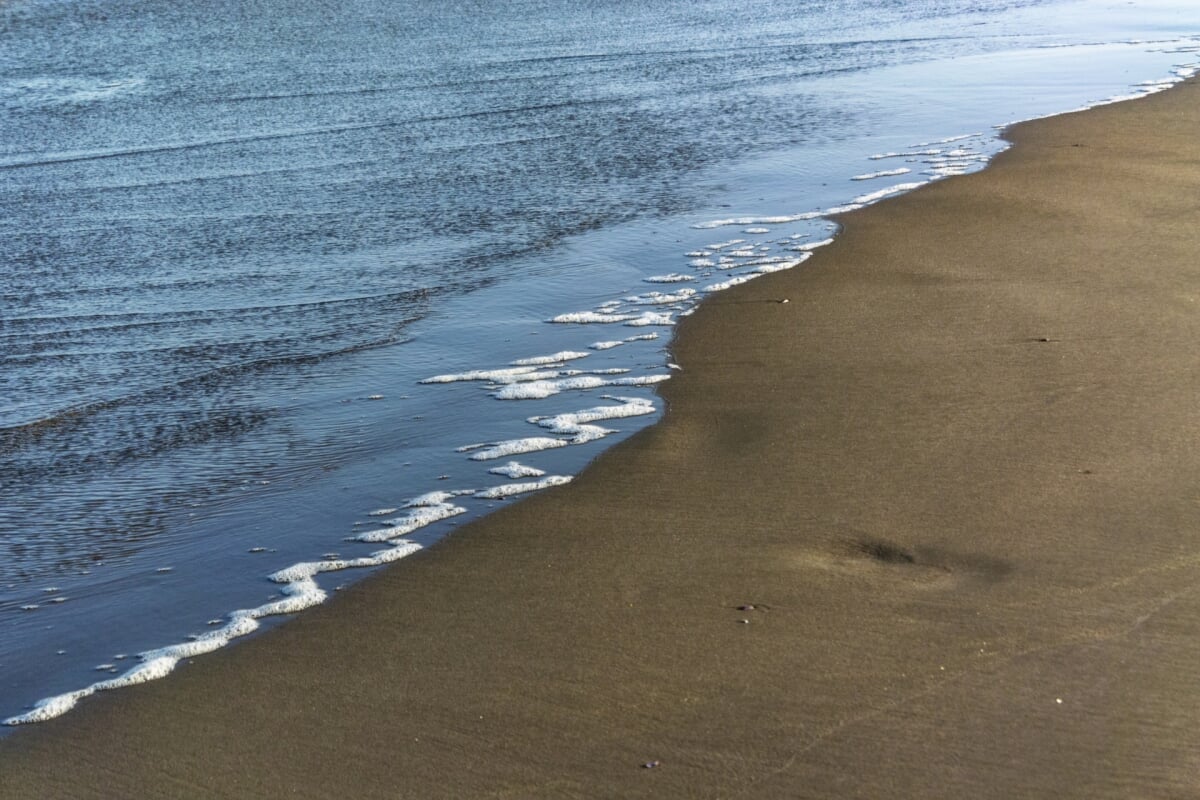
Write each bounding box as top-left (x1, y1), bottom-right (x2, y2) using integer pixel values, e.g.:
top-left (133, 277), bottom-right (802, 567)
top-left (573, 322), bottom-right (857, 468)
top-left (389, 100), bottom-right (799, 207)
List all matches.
top-left (2, 0), bottom-right (1198, 726)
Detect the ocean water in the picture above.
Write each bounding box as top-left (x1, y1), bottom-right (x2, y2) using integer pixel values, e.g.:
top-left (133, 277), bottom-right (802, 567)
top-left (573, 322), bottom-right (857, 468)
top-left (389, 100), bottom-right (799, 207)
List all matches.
top-left (2, 0), bottom-right (1198, 727)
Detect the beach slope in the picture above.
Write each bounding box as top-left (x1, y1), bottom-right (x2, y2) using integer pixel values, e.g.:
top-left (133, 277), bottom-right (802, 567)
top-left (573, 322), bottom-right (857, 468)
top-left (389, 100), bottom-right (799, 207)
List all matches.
top-left (3, 80), bottom-right (1200, 798)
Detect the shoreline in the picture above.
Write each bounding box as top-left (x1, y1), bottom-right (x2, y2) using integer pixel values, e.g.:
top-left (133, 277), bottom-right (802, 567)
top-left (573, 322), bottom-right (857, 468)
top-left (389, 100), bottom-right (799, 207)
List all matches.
top-left (4, 78), bottom-right (1200, 797)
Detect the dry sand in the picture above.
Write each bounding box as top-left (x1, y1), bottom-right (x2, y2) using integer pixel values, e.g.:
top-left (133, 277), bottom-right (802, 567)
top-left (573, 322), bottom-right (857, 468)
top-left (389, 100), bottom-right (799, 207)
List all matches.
top-left (3, 79), bottom-right (1199, 799)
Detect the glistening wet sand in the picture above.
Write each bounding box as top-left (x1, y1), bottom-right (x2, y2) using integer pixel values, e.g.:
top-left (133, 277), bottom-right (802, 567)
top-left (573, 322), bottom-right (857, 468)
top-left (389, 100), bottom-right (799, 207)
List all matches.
top-left (3, 79), bottom-right (1200, 799)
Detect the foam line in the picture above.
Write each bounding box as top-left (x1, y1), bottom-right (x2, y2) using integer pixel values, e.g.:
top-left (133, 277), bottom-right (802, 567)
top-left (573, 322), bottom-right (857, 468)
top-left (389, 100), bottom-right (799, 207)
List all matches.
top-left (851, 167), bottom-right (912, 180)
top-left (868, 149), bottom-right (943, 160)
top-left (510, 351), bottom-right (591, 366)
top-left (420, 366), bottom-right (543, 384)
top-left (694, 213), bottom-right (821, 229)
top-left (789, 237), bottom-right (835, 251)
top-left (643, 273), bottom-right (695, 283)
top-left (474, 475), bottom-right (573, 499)
top-left (488, 461), bottom-right (546, 478)
top-left (549, 311), bottom-right (638, 324)
top-left (467, 437), bottom-right (571, 460)
top-left (851, 181), bottom-right (927, 204)
top-left (354, 504), bottom-right (467, 542)
top-left (625, 312), bottom-right (674, 327)
top-left (3, 537), bottom-right (432, 726)
top-left (492, 376), bottom-right (609, 400)
top-left (624, 288), bottom-right (696, 305)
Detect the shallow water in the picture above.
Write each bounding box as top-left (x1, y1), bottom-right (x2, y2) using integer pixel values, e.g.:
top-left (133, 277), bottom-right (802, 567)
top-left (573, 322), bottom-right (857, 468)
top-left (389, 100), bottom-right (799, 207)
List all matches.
top-left (2, 0), bottom-right (1199, 726)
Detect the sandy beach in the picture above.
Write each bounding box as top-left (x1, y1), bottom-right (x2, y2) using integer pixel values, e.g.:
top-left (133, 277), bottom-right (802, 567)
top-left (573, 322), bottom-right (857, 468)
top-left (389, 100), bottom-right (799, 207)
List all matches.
top-left (3, 77), bottom-right (1199, 798)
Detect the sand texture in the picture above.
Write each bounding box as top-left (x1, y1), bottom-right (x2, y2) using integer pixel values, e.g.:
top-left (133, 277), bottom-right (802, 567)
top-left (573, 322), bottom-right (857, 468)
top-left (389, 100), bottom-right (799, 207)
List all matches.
top-left (3, 80), bottom-right (1200, 799)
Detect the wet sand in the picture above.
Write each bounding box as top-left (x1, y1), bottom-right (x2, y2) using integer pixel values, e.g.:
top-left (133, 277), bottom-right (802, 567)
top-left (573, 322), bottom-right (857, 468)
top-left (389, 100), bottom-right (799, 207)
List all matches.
top-left (4, 79), bottom-right (1200, 798)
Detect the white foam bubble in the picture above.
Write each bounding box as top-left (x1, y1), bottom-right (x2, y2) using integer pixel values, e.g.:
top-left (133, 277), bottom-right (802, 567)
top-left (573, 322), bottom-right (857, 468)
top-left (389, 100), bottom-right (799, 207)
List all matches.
top-left (695, 213), bottom-right (821, 229)
top-left (489, 368), bottom-right (573, 384)
top-left (474, 475), bottom-right (573, 499)
top-left (488, 461), bottom-right (547, 479)
top-left (5, 690), bottom-right (90, 725)
top-left (510, 351), bottom-right (591, 366)
top-left (492, 375), bottom-right (609, 400)
top-left (624, 289), bottom-right (696, 305)
top-left (690, 258), bottom-right (717, 267)
top-left (743, 227), bottom-right (771, 234)
top-left (529, 398), bottom-right (655, 431)
top-left (625, 311), bottom-right (674, 327)
top-left (589, 340), bottom-right (623, 350)
top-left (405, 491), bottom-right (462, 507)
top-left (467, 437), bottom-right (570, 461)
top-left (934, 133), bottom-right (979, 144)
top-left (4, 565), bottom-right (363, 726)
top-left (869, 149), bottom-right (943, 160)
top-left (752, 256), bottom-right (809, 274)
top-left (608, 374), bottom-right (671, 387)
top-left (354, 504), bottom-right (467, 542)
top-left (625, 333), bottom-right (659, 342)
top-left (703, 274), bottom-right (757, 292)
top-left (421, 366), bottom-right (543, 384)
top-left (549, 311), bottom-right (638, 324)
top-left (851, 181), bottom-right (926, 205)
top-left (851, 167), bottom-right (912, 180)
top-left (368, 507), bottom-right (398, 516)
top-left (790, 237), bottom-right (835, 252)
top-left (643, 273), bottom-right (695, 284)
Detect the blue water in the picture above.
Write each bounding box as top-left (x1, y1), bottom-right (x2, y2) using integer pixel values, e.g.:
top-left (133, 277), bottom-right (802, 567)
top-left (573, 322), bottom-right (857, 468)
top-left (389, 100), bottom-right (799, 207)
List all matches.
top-left (1, 0), bottom-right (1198, 727)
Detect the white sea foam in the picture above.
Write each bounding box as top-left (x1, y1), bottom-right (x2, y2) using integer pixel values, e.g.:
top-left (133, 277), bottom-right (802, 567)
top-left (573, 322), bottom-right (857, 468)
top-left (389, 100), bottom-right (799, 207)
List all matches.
top-left (625, 333), bottom-right (659, 342)
top-left (367, 507), bottom-right (398, 516)
top-left (589, 340), bottom-right (623, 350)
top-left (549, 311), bottom-right (638, 324)
top-left (405, 491), bottom-right (463, 507)
top-left (467, 437), bottom-right (571, 461)
top-left (624, 288), bottom-right (696, 305)
top-left (643, 273), bottom-right (695, 283)
top-left (790, 237), bottom-right (835, 251)
top-left (474, 475), bottom-right (573, 499)
top-left (722, 255), bottom-right (792, 270)
top-left (743, 227), bottom-right (771, 234)
top-left (488, 461), bottom-right (546, 479)
top-left (869, 149), bottom-right (943, 160)
top-left (510, 351), bottom-right (591, 366)
top-left (913, 133), bottom-right (980, 145)
top-left (695, 213), bottom-right (820, 229)
top-left (3, 540), bottom-right (432, 726)
top-left (609, 374), bottom-right (671, 387)
top-left (851, 167), bottom-right (912, 180)
top-left (703, 274), bottom-right (757, 292)
top-left (752, 256), bottom-right (809, 274)
top-left (689, 258), bottom-right (716, 267)
top-left (529, 398), bottom-right (655, 430)
top-left (354, 504), bottom-right (466, 542)
top-left (421, 366), bottom-right (542, 384)
top-left (852, 181), bottom-right (927, 205)
top-left (490, 368), bottom-right (573, 384)
top-left (492, 376), bottom-right (609, 400)
top-left (625, 311), bottom-right (674, 327)
top-left (706, 239), bottom-right (747, 249)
